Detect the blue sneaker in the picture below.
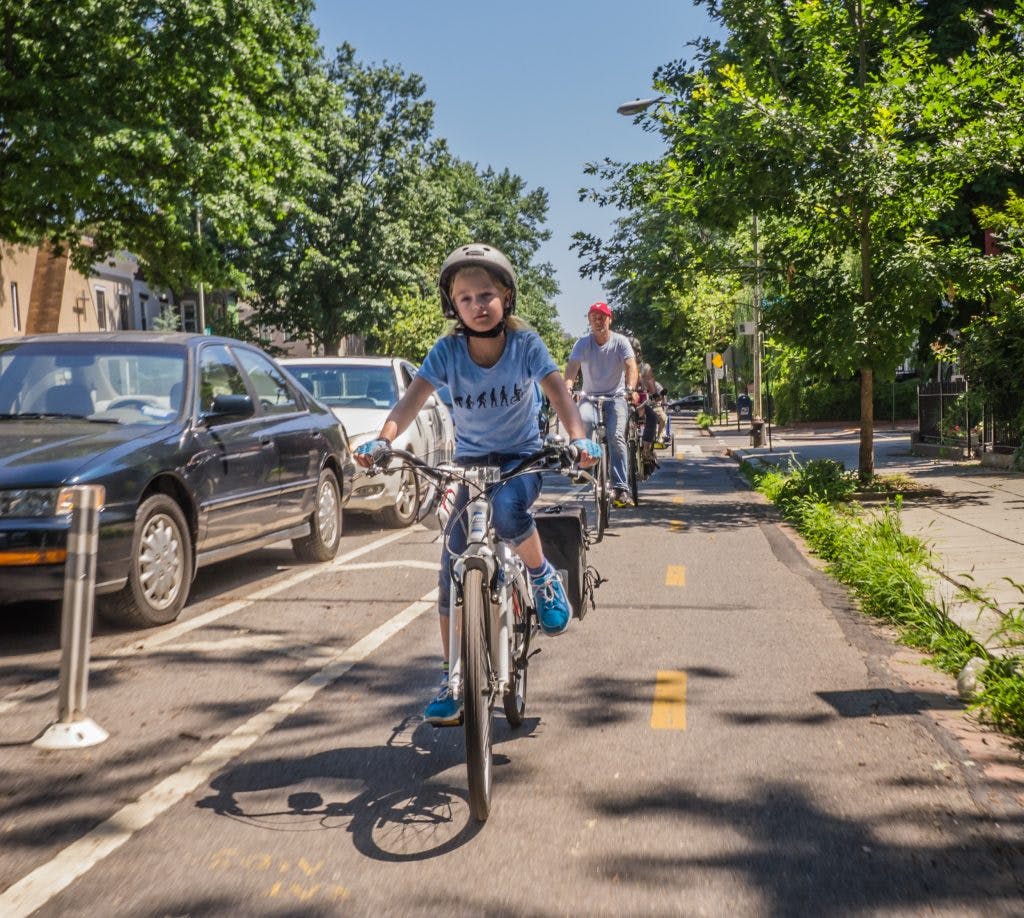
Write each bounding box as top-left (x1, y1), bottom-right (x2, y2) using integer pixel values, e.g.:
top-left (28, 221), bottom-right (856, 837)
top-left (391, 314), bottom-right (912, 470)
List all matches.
top-left (424, 679), bottom-right (463, 726)
top-left (533, 571), bottom-right (571, 635)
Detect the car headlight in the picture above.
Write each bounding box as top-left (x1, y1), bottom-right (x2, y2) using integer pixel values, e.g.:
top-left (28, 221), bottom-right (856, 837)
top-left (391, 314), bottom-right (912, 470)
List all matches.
top-left (0, 487), bottom-right (104, 518)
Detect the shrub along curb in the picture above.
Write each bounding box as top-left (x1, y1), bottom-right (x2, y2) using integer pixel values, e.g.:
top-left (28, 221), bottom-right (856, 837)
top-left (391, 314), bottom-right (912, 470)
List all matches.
top-left (738, 458), bottom-right (1024, 742)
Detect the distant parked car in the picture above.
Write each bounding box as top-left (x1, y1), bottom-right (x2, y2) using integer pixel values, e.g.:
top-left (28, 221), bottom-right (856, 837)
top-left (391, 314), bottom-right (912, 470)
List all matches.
top-left (0, 333), bottom-right (353, 628)
top-left (282, 356), bottom-right (454, 527)
top-left (669, 393), bottom-right (705, 411)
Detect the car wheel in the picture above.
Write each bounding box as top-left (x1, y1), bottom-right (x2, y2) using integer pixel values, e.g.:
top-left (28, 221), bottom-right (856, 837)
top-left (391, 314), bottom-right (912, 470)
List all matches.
top-left (378, 462), bottom-right (420, 528)
top-left (292, 468), bottom-right (343, 562)
top-left (98, 494), bottom-right (192, 628)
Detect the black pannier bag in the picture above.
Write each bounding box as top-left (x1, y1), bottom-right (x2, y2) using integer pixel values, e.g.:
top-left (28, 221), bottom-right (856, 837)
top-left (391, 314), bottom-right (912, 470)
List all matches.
top-left (534, 506), bottom-right (604, 620)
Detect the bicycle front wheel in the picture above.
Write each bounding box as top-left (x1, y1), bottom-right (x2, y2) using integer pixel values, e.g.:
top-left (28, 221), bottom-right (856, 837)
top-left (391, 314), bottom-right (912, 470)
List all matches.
top-left (589, 448), bottom-right (608, 542)
top-left (462, 567), bottom-right (494, 822)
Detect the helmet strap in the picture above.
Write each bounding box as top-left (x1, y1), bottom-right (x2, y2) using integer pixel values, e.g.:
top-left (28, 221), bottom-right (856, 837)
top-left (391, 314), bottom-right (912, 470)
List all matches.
top-left (460, 320), bottom-right (506, 339)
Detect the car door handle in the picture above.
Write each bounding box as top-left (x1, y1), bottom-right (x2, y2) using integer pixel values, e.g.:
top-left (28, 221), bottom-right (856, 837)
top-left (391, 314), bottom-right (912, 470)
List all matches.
top-left (260, 437), bottom-right (272, 446)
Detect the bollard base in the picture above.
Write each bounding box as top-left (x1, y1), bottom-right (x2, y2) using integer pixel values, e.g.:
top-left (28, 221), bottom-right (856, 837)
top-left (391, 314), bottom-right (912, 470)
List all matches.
top-left (34, 717), bottom-right (109, 750)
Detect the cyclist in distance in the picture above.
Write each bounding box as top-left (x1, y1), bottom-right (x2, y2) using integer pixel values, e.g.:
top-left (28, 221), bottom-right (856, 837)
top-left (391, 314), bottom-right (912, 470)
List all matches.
top-left (353, 243), bottom-right (600, 726)
top-left (563, 302), bottom-right (639, 508)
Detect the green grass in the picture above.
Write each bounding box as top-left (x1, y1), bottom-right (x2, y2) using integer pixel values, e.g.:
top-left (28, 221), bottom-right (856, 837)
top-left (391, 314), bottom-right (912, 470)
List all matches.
top-left (742, 458), bottom-right (1024, 741)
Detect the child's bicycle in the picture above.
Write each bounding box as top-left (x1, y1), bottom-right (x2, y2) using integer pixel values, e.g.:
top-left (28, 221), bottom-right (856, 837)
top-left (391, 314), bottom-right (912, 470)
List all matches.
top-left (366, 440), bottom-right (593, 822)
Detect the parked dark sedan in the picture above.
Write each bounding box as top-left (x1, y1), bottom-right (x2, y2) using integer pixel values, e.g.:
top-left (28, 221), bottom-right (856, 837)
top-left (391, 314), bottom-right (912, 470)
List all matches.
top-left (668, 393), bottom-right (705, 411)
top-left (0, 333), bottom-right (354, 627)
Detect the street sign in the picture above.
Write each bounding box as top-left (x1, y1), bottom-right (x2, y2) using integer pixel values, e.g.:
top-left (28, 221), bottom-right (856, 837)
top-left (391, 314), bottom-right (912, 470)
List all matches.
top-left (737, 321), bottom-right (755, 336)
top-left (711, 352), bottom-right (723, 369)
top-left (714, 367), bottom-right (725, 380)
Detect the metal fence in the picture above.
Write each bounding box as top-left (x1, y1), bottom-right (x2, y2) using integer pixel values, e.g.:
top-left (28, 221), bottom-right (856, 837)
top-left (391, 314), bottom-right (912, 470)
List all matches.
top-left (917, 380), bottom-right (1023, 454)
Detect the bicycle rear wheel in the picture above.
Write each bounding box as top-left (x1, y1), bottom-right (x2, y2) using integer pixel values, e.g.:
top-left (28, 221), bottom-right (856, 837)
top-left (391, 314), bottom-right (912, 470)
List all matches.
top-left (462, 567), bottom-right (494, 822)
top-left (628, 434), bottom-right (641, 506)
top-left (502, 575), bottom-right (531, 727)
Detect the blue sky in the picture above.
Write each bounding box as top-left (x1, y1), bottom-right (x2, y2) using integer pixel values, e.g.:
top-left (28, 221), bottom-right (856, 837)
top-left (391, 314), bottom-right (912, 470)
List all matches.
top-left (311, 2), bottom-right (717, 336)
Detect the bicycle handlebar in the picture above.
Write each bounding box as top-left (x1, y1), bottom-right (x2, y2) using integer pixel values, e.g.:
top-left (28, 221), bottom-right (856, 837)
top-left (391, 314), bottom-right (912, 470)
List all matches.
top-left (367, 441), bottom-right (581, 487)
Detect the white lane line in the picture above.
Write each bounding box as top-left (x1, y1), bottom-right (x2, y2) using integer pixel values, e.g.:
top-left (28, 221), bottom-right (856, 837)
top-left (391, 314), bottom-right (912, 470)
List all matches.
top-left (0, 589), bottom-right (438, 918)
top-left (334, 560), bottom-right (439, 572)
top-left (0, 529), bottom-right (419, 715)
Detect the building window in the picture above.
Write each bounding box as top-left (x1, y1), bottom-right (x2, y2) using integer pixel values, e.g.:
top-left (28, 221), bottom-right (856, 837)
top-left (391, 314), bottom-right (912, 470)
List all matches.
top-left (95, 287), bottom-right (107, 330)
top-left (10, 283), bottom-right (19, 331)
top-left (118, 292), bottom-right (131, 330)
top-left (181, 300), bottom-right (198, 333)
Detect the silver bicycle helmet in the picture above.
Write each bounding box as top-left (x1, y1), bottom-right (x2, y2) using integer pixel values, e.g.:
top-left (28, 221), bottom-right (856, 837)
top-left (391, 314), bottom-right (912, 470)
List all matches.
top-left (438, 243), bottom-right (518, 319)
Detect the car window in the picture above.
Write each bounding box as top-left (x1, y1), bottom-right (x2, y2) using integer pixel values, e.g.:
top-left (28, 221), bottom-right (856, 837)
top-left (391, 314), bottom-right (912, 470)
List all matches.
top-left (234, 348), bottom-right (299, 415)
top-left (198, 345), bottom-right (248, 413)
top-left (286, 363), bottom-right (397, 408)
top-left (0, 340), bottom-right (185, 423)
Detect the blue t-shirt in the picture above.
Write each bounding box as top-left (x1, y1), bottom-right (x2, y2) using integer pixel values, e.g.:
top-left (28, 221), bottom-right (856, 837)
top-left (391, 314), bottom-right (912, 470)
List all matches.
top-left (417, 330), bottom-right (559, 458)
top-left (569, 332), bottom-right (635, 396)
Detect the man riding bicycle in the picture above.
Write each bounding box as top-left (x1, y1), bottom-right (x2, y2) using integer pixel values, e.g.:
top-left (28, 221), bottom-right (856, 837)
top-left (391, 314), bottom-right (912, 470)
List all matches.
top-left (563, 301), bottom-right (639, 508)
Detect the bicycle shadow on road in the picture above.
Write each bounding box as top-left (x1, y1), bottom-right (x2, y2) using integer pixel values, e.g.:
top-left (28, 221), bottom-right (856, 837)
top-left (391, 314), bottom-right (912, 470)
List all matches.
top-left (195, 714), bottom-right (538, 862)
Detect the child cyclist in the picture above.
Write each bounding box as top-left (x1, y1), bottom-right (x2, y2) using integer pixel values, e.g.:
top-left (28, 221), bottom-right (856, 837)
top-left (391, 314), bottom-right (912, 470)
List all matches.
top-left (354, 243), bottom-right (600, 726)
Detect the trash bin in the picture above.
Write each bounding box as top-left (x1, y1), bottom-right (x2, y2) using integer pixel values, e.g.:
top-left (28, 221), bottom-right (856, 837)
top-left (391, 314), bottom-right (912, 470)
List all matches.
top-left (737, 394), bottom-right (753, 421)
top-left (749, 417), bottom-right (765, 447)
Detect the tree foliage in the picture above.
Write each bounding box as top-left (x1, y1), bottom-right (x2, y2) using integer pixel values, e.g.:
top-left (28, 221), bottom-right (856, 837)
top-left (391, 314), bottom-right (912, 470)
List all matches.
top-left (243, 49), bottom-right (567, 359)
top-left (578, 0), bottom-right (1024, 477)
top-left (0, 0), bottom-right (321, 289)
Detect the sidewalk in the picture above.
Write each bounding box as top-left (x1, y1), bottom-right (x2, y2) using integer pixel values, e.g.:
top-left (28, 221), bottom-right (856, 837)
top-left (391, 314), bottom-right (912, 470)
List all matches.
top-left (705, 417), bottom-right (1024, 654)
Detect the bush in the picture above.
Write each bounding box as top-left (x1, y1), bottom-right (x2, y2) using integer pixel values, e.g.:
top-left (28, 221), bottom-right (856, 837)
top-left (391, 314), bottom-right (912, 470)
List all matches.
top-left (771, 377), bottom-right (919, 425)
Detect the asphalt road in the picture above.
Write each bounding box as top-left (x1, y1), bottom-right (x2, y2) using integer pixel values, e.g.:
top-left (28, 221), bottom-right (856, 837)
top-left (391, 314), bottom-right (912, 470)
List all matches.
top-left (1, 420), bottom-right (1022, 916)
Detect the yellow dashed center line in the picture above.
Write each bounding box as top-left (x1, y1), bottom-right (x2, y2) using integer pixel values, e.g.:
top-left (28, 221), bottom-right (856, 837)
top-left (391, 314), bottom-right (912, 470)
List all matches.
top-left (672, 495), bottom-right (685, 504)
top-left (665, 564), bottom-right (686, 585)
top-left (651, 670), bottom-right (687, 730)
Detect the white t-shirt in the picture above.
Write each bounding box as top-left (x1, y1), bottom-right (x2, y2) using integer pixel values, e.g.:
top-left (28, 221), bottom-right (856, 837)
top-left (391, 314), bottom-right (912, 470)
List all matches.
top-left (569, 332), bottom-right (635, 396)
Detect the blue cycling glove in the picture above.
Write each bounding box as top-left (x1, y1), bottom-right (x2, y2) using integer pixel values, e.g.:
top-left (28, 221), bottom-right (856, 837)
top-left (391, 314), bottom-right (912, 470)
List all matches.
top-left (572, 438), bottom-right (602, 460)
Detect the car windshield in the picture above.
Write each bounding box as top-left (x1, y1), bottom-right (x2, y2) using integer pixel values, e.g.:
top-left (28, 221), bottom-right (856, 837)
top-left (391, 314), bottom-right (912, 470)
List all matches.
top-left (288, 363), bottom-right (397, 409)
top-left (0, 340), bottom-right (186, 425)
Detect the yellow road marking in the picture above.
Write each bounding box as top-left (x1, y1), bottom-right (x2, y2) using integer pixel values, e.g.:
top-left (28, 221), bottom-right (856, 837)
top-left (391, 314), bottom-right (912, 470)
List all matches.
top-left (651, 671), bottom-right (687, 730)
top-left (668, 520), bottom-right (686, 533)
top-left (672, 495), bottom-right (685, 504)
top-left (665, 564), bottom-right (686, 585)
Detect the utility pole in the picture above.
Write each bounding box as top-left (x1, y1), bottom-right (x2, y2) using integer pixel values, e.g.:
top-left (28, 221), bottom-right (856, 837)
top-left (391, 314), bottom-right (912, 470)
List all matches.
top-left (195, 205), bottom-right (206, 335)
top-left (751, 213), bottom-right (765, 446)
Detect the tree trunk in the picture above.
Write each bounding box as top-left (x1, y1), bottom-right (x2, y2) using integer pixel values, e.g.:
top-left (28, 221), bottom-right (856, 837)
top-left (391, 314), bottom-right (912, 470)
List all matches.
top-left (859, 366), bottom-right (874, 481)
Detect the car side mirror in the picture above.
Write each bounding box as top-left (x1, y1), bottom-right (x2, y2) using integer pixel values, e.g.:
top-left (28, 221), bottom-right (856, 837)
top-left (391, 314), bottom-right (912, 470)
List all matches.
top-left (202, 393), bottom-right (255, 424)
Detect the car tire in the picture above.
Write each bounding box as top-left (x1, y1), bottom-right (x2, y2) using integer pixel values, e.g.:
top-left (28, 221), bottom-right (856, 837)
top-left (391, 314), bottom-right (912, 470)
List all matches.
top-left (292, 468), bottom-right (343, 562)
top-left (97, 494), bottom-right (193, 628)
top-left (378, 462), bottom-right (420, 528)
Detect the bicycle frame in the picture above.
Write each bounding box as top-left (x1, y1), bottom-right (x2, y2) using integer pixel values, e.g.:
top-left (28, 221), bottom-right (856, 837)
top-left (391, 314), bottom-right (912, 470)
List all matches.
top-left (445, 466), bottom-right (531, 708)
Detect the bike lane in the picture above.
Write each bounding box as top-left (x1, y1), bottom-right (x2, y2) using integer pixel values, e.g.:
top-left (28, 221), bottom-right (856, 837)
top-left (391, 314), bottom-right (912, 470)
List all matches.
top-left (3, 439), bottom-right (1023, 915)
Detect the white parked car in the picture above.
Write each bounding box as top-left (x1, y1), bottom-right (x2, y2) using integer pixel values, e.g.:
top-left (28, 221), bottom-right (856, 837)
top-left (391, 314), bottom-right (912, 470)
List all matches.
top-left (282, 357), bottom-right (454, 527)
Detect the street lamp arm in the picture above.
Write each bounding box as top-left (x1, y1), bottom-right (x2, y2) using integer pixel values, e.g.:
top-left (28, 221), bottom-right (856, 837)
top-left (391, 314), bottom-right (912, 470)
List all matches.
top-left (616, 96), bottom-right (666, 116)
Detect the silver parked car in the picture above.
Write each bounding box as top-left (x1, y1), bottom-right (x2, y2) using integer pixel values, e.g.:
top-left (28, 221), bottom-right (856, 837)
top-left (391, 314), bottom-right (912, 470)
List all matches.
top-left (282, 357), bottom-right (454, 527)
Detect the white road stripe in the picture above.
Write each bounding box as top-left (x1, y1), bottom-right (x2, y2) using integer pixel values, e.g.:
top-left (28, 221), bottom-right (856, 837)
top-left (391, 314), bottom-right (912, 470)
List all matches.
top-left (334, 560), bottom-right (439, 572)
top-left (0, 529), bottom-right (419, 714)
top-left (0, 589), bottom-right (438, 918)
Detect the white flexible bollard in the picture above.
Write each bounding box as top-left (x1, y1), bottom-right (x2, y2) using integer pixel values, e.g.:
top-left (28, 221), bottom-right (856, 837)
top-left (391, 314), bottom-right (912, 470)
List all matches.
top-left (34, 485), bottom-right (109, 749)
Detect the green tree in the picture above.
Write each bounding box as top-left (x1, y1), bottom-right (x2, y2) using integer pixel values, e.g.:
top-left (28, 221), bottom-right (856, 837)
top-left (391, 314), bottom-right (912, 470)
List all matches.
top-left (0, 0), bottom-right (320, 290)
top-left (583, 0), bottom-right (1023, 478)
top-left (243, 45), bottom-right (454, 354)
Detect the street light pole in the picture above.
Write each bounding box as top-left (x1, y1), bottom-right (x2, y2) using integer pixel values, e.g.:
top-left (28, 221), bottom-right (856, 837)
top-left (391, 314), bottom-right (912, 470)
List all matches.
top-left (195, 205), bottom-right (206, 335)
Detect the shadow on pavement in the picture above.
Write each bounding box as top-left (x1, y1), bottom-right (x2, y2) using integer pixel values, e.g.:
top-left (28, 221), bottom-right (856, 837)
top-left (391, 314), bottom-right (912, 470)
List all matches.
top-left (194, 716), bottom-right (532, 862)
top-left (589, 782), bottom-right (1024, 914)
